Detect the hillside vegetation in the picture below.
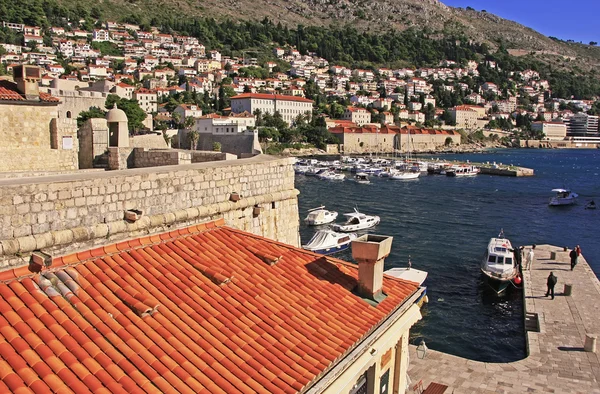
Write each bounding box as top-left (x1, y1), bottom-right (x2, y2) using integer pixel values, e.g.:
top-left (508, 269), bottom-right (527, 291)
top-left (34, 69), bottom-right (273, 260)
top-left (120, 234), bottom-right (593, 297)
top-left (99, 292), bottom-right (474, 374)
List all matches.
top-left (2, 0), bottom-right (600, 97)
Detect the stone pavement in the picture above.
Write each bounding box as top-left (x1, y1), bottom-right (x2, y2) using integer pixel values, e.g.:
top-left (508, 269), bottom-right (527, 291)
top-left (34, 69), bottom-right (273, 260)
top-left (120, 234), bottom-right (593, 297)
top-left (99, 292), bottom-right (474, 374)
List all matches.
top-left (407, 244), bottom-right (600, 393)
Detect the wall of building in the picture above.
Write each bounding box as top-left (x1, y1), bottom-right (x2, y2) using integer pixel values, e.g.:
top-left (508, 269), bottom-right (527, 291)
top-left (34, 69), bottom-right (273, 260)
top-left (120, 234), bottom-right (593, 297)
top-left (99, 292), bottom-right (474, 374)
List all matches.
top-left (197, 133), bottom-right (261, 157)
top-left (0, 103), bottom-right (79, 172)
top-left (336, 132), bottom-right (461, 154)
top-left (0, 156), bottom-right (299, 269)
top-left (43, 88), bottom-right (107, 120)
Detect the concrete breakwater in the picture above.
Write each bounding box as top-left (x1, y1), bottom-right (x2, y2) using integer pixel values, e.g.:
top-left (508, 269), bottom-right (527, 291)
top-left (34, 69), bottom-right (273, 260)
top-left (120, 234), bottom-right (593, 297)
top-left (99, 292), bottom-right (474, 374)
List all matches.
top-left (406, 244), bottom-right (600, 394)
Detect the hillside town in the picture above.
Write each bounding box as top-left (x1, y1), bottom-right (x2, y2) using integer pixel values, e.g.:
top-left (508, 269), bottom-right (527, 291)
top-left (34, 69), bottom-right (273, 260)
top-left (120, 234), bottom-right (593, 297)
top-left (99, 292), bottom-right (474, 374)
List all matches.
top-left (2, 18), bottom-right (600, 162)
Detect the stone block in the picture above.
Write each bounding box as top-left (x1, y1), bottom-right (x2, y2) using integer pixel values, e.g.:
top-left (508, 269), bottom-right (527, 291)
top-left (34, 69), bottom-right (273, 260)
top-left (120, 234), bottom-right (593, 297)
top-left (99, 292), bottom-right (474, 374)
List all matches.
top-left (52, 230), bottom-right (74, 245)
top-left (17, 236), bottom-right (37, 253)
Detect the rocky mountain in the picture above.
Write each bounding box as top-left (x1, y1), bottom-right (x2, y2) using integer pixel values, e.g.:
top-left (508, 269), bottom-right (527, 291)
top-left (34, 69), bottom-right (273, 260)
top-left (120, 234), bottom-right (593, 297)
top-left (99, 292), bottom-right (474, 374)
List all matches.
top-left (91, 0), bottom-right (600, 66)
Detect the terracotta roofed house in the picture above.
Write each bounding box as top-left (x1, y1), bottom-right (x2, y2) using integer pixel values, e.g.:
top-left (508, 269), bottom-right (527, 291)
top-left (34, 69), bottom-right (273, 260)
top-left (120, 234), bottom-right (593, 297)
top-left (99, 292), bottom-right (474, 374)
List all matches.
top-left (0, 219), bottom-right (423, 393)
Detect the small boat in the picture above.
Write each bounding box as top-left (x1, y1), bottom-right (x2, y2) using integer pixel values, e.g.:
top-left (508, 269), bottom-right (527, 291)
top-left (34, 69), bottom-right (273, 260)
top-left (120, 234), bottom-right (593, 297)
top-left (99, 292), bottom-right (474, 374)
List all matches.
top-left (480, 230), bottom-right (520, 294)
top-left (302, 230), bottom-right (357, 255)
top-left (384, 265), bottom-right (429, 306)
top-left (332, 208), bottom-right (380, 232)
top-left (317, 170), bottom-right (345, 181)
top-left (585, 200), bottom-right (596, 210)
top-left (549, 188), bottom-right (578, 206)
top-left (304, 206), bottom-right (338, 226)
top-left (389, 170), bottom-right (420, 180)
top-left (352, 173), bottom-right (370, 184)
top-left (446, 165), bottom-right (479, 177)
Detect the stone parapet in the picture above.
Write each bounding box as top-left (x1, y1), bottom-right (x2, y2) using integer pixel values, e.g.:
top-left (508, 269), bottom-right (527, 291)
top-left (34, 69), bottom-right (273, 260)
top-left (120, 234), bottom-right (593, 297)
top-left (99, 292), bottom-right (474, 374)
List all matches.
top-left (0, 155), bottom-right (299, 268)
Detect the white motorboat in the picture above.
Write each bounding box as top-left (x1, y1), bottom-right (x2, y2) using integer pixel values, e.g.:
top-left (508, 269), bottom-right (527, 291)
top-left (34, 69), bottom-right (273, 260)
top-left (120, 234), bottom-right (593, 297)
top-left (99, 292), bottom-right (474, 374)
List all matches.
top-left (549, 188), bottom-right (578, 206)
top-left (332, 209), bottom-right (380, 232)
top-left (352, 173), bottom-right (370, 184)
top-left (302, 230), bottom-right (357, 255)
top-left (384, 265), bottom-right (429, 306)
top-left (389, 170), bottom-right (420, 180)
top-left (304, 206), bottom-right (338, 226)
top-left (480, 230), bottom-right (520, 294)
top-left (317, 170), bottom-right (345, 181)
top-left (446, 165), bottom-right (479, 177)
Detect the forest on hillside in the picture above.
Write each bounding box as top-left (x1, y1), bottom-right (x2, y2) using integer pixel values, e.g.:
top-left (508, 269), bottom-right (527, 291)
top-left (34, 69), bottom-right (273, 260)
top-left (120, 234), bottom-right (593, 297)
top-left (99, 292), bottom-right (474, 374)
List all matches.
top-left (2, 0), bottom-right (600, 98)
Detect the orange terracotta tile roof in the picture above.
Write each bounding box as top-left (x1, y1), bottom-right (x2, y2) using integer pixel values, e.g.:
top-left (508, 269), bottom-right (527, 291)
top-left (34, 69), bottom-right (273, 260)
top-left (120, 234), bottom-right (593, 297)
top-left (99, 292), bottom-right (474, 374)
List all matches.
top-left (231, 93), bottom-right (313, 103)
top-left (0, 219), bottom-right (418, 393)
top-left (0, 80), bottom-right (59, 103)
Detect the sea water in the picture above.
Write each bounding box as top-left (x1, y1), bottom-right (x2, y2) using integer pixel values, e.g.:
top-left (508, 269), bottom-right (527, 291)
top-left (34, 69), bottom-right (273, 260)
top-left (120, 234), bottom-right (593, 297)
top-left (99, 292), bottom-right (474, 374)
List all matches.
top-left (296, 148), bottom-right (600, 362)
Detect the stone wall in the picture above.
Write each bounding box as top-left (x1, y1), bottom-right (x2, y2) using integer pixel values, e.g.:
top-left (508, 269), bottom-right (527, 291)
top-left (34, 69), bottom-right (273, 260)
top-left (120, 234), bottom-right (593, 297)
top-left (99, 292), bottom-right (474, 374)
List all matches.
top-left (0, 155), bottom-right (299, 268)
top-left (0, 102), bottom-right (79, 172)
top-left (43, 88), bottom-right (107, 120)
top-left (197, 133), bottom-right (262, 157)
top-left (131, 133), bottom-right (168, 149)
top-left (133, 148), bottom-right (191, 168)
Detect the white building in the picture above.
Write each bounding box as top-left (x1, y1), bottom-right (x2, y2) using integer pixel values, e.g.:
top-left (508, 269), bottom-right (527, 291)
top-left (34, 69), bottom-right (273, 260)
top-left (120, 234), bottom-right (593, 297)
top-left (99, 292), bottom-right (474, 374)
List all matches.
top-left (230, 93), bottom-right (314, 125)
top-left (195, 113), bottom-right (256, 134)
top-left (92, 29), bottom-right (110, 42)
top-left (532, 121), bottom-right (567, 140)
top-left (133, 88), bottom-right (158, 114)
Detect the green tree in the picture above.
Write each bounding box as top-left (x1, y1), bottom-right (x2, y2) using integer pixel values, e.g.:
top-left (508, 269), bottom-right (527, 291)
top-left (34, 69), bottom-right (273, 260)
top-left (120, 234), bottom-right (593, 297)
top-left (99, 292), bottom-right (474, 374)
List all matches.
top-left (187, 129), bottom-right (199, 150)
top-left (77, 107), bottom-right (106, 128)
top-left (212, 142), bottom-right (221, 151)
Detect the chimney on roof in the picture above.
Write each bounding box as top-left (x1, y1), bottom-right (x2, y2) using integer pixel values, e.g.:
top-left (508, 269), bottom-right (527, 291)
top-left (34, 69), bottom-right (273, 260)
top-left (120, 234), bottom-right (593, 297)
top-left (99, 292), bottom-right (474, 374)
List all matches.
top-left (13, 65), bottom-right (40, 100)
top-left (351, 234), bottom-right (393, 302)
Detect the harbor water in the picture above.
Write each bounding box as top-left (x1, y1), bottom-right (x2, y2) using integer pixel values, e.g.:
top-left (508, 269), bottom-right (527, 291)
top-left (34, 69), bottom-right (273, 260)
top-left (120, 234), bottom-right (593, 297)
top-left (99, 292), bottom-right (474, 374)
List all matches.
top-left (295, 148), bottom-right (600, 362)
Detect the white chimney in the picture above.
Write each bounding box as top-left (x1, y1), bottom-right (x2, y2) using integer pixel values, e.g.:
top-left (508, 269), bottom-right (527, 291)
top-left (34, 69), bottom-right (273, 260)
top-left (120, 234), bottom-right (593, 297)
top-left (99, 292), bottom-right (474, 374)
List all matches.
top-left (352, 234), bottom-right (393, 302)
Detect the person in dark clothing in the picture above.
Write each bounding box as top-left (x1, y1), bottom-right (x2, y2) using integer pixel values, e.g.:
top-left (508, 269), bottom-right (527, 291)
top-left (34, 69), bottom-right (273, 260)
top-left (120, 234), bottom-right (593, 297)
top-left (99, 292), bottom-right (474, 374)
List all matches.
top-left (570, 248), bottom-right (578, 271)
top-left (511, 246), bottom-right (523, 271)
top-left (546, 272), bottom-right (557, 299)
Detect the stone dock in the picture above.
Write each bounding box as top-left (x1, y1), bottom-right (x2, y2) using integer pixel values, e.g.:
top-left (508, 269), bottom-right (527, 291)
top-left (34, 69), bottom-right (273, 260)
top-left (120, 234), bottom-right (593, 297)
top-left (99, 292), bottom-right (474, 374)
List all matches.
top-left (407, 244), bottom-right (600, 393)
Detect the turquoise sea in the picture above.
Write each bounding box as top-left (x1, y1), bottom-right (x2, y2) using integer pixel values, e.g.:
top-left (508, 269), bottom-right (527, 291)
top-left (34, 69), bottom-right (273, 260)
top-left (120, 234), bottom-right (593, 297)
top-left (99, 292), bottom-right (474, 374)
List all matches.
top-left (295, 148), bottom-right (600, 362)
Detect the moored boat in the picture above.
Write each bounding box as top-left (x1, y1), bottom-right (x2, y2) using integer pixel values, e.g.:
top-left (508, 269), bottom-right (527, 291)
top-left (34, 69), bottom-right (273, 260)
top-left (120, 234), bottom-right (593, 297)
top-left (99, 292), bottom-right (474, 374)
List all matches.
top-left (389, 170), bottom-right (420, 180)
top-left (302, 230), bottom-right (357, 255)
top-left (446, 165), bottom-right (479, 177)
top-left (480, 230), bottom-right (520, 294)
top-left (304, 206), bottom-right (338, 226)
top-left (332, 208), bottom-right (380, 232)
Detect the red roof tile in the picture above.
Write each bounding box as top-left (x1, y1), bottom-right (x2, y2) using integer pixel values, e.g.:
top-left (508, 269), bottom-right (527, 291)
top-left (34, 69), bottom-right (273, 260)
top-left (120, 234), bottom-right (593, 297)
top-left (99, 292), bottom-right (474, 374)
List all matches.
top-left (0, 80), bottom-right (59, 103)
top-left (0, 220), bottom-right (418, 392)
top-left (231, 93), bottom-right (313, 103)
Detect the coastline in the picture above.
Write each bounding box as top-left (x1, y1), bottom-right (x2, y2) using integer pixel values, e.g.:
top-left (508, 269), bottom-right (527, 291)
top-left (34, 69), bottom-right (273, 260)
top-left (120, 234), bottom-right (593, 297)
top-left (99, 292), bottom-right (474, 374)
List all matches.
top-left (406, 245), bottom-right (600, 394)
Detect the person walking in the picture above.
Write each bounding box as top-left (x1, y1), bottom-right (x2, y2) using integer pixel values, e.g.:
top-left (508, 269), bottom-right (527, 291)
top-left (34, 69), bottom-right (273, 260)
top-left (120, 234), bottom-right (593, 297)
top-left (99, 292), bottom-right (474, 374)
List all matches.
top-left (546, 272), bottom-right (557, 299)
top-left (575, 245), bottom-right (581, 257)
top-left (570, 247), bottom-right (578, 270)
top-left (525, 244), bottom-right (536, 270)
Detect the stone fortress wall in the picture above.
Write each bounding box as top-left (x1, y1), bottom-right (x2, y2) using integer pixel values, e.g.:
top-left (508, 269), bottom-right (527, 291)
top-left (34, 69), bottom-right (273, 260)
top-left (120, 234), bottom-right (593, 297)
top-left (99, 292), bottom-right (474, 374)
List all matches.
top-left (43, 88), bottom-right (108, 120)
top-left (0, 103), bottom-right (79, 172)
top-left (0, 155), bottom-right (300, 269)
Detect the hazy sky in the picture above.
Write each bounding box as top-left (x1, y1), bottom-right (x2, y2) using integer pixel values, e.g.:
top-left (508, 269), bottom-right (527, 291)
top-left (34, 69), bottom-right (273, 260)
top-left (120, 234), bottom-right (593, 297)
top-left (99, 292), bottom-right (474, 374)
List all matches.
top-left (441, 0), bottom-right (600, 44)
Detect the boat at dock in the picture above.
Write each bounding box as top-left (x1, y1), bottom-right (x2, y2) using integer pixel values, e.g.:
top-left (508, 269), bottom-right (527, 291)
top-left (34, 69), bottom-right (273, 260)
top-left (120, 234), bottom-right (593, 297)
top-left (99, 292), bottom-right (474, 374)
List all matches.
top-left (480, 230), bottom-right (520, 294)
top-left (548, 188), bottom-right (578, 206)
top-left (446, 165), bottom-right (480, 177)
top-left (332, 208), bottom-right (380, 232)
top-left (304, 206), bottom-right (338, 226)
top-left (302, 229), bottom-right (357, 255)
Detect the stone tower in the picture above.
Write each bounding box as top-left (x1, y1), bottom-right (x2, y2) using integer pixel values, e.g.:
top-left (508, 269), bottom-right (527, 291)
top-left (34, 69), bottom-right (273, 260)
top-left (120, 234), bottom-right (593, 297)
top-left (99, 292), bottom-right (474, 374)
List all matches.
top-left (106, 105), bottom-right (129, 147)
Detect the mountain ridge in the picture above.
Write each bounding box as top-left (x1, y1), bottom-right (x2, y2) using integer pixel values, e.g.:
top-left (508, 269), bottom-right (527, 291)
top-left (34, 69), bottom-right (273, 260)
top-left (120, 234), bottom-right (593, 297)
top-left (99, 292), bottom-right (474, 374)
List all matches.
top-left (79, 0), bottom-right (600, 65)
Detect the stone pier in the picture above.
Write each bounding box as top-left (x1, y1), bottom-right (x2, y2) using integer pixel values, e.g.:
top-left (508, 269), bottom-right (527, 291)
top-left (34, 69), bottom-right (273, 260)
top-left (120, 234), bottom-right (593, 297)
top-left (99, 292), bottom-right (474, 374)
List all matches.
top-left (407, 244), bottom-right (600, 393)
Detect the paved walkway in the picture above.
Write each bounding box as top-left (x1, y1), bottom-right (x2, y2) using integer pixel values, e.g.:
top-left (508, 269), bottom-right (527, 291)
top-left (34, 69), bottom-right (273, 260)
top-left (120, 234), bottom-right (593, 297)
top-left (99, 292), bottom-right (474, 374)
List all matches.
top-left (407, 244), bottom-right (600, 393)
